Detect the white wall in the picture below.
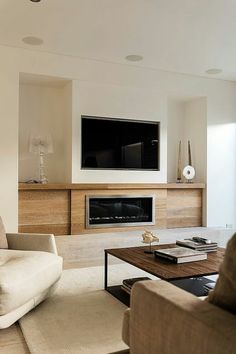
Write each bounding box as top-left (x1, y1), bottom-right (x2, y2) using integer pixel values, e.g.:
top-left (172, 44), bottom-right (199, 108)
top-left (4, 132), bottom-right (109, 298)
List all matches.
top-left (167, 99), bottom-right (185, 182)
top-left (72, 81), bottom-right (167, 183)
top-left (207, 91), bottom-right (236, 228)
top-left (183, 97), bottom-right (207, 182)
top-left (63, 82), bottom-right (73, 183)
top-left (0, 62), bottom-right (18, 231)
top-left (184, 98), bottom-right (207, 226)
top-left (0, 44), bottom-right (235, 230)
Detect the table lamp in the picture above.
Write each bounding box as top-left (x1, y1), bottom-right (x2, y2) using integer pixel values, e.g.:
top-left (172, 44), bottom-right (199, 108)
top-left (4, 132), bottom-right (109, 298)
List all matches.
top-left (29, 134), bottom-right (53, 184)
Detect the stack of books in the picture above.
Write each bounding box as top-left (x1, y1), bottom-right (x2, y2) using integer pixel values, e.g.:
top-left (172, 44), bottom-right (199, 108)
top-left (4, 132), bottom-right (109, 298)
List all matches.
top-left (154, 247), bottom-right (207, 264)
top-left (121, 277), bottom-right (151, 294)
top-left (176, 237), bottom-right (218, 252)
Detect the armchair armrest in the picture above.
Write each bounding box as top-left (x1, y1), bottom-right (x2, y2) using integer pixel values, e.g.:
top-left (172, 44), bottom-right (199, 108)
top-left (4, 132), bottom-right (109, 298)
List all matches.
top-left (126, 280), bottom-right (236, 354)
top-left (6, 233), bottom-right (58, 254)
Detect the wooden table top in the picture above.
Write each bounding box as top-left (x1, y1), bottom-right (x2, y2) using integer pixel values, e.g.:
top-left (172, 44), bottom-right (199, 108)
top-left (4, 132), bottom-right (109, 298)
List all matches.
top-left (105, 244), bottom-right (225, 281)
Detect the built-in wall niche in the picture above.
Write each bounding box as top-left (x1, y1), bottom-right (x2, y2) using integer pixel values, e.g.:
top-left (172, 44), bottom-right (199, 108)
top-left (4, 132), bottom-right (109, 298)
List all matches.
top-left (167, 97), bottom-right (207, 183)
top-left (18, 73), bottom-right (72, 183)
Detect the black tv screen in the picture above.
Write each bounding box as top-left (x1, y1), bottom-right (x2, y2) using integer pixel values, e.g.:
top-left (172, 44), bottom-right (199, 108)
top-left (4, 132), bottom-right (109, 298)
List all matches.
top-left (81, 116), bottom-right (160, 170)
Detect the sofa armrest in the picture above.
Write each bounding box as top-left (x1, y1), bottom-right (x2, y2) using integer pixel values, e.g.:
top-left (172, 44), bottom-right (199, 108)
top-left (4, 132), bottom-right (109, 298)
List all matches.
top-left (127, 280), bottom-right (236, 354)
top-left (122, 308), bottom-right (130, 346)
top-left (6, 233), bottom-right (58, 254)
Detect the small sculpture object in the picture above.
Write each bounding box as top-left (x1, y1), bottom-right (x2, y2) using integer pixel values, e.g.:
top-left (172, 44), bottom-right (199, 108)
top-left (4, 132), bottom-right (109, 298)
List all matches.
top-left (182, 140), bottom-right (195, 183)
top-left (142, 230), bottom-right (159, 254)
top-left (176, 140), bottom-right (182, 183)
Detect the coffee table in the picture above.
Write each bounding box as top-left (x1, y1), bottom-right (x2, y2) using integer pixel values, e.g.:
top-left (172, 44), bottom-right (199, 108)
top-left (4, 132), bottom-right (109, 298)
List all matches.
top-left (104, 244), bottom-right (225, 306)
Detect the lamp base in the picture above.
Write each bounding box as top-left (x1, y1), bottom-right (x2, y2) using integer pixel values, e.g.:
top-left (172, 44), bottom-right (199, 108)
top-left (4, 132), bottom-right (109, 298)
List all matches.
top-left (39, 177), bottom-right (48, 184)
top-left (39, 153), bottom-right (48, 184)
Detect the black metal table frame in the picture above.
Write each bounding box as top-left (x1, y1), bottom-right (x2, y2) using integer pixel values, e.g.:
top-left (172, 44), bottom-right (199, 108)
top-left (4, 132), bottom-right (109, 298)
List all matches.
top-left (104, 250), bottom-right (216, 306)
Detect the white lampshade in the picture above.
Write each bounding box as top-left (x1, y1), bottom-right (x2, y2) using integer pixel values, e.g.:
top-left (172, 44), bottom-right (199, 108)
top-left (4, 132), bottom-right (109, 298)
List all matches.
top-left (29, 134), bottom-right (54, 154)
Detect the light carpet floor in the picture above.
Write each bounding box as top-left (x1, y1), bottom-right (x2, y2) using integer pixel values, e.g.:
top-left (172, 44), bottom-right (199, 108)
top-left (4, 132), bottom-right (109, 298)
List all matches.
top-left (19, 263), bottom-right (153, 354)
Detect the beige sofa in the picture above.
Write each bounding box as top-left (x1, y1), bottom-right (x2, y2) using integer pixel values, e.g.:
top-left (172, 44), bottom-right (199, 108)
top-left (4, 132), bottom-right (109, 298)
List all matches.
top-left (122, 234), bottom-right (236, 354)
top-left (0, 219), bottom-right (63, 328)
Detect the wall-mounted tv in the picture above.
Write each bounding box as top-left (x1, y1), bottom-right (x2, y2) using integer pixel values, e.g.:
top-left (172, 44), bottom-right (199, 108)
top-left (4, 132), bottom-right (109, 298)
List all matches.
top-left (81, 116), bottom-right (160, 170)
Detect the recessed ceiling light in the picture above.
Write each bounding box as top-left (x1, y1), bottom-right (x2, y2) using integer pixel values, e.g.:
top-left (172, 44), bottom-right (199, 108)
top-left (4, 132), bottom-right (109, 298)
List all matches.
top-left (125, 55), bottom-right (143, 62)
top-left (30, 0), bottom-right (42, 2)
top-left (22, 36), bottom-right (44, 46)
top-left (205, 68), bottom-right (222, 75)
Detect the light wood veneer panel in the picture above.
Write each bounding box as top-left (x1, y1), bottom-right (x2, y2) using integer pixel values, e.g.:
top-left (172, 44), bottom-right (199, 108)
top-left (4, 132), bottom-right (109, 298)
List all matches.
top-left (18, 184), bottom-right (204, 235)
top-left (167, 189), bottom-right (202, 228)
top-left (19, 190), bottom-right (71, 236)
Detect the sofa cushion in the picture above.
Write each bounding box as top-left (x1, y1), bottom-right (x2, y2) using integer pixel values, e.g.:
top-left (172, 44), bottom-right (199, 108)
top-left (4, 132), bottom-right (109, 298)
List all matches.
top-left (0, 249), bottom-right (62, 315)
top-left (207, 233), bottom-right (236, 314)
top-left (0, 217), bottom-right (8, 249)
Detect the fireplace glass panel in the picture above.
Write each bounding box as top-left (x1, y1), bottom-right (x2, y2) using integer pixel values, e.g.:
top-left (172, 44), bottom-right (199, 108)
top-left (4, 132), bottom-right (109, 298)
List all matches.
top-left (86, 195), bottom-right (155, 228)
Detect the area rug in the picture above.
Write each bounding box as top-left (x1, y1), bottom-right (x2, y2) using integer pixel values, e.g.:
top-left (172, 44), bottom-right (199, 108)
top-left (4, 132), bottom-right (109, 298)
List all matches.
top-left (19, 263), bottom-right (152, 354)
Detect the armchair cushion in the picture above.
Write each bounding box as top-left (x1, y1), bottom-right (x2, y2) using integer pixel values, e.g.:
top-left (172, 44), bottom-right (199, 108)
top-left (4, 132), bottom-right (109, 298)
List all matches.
top-left (0, 249), bottom-right (62, 315)
top-left (0, 217), bottom-right (8, 249)
top-left (207, 233), bottom-right (236, 314)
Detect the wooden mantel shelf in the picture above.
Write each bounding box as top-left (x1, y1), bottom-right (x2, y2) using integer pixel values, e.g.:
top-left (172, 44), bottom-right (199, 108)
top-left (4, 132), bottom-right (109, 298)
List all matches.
top-left (18, 182), bottom-right (205, 190)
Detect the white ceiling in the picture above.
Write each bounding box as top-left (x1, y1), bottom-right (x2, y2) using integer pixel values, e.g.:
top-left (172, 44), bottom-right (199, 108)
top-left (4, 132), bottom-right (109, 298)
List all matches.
top-left (1, 0), bottom-right (236, 81)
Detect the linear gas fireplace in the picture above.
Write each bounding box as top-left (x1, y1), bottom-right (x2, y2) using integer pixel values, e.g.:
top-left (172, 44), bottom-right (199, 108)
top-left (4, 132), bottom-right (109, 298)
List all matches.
top-left (86, 195), bottom-right (155, 228)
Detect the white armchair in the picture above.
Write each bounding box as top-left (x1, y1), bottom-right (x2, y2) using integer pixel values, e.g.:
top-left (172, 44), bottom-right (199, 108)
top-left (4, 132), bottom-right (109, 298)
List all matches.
top-left (0, 220), bottom-right (63, 328)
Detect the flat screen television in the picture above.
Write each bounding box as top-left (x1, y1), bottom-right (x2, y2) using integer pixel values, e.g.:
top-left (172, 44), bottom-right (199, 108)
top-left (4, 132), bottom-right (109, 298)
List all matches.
top-left (81, 116), bottom-right (160, 170)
